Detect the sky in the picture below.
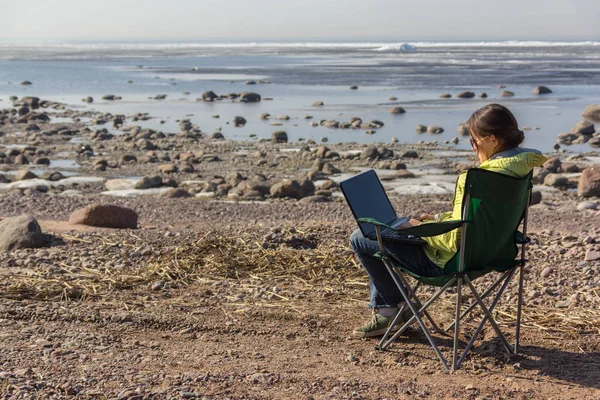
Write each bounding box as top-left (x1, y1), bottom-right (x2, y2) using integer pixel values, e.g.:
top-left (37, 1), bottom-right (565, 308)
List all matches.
top-left (1, 0), bottom-right (599, 41)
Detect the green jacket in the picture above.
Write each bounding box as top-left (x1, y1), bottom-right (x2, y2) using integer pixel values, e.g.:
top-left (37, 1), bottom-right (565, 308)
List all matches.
top-left (423, 149), bottom-right (547, 268)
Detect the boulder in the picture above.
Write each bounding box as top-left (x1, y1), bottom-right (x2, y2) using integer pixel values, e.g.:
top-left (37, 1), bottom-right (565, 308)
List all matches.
top-left (15, 169), bottom-right (37, 181)
top-left (101, 94), bottom-right (116, 100)
top-left (543, 157), bottom-right (562, 173)
top-left (160, 188), bottom-right (190, 198)
top-left (532, 167), bottom-right (550, 184)
top-left (557, 132), bottom-right (580, 145)
top-left (232, 116), bottom-right (247, 127)
top-left (202, 91), bottom-right (218, 101)
top-left (68, 204), bottom-right (138, 229)
top-left (578, 167), bottom-right (600, 197)
top-left (211, 132), bottom-right (224, 140)
top-left (134, 175), bottom-right (163, 190)
top-left (458, 124), bottom-right (470, 136)
top-left (572, 121), bottom-right (595, 135)
top-left (456, 91), bottom-right (475, 99)
top-left (427, 125), bottom-right (444, 134)
top-left (543, 173), bottom-right (569, 188)
top-left (312, 101), bottom-right (324, 106)
top-left (530, 191), bottom-right (542, 206)
top-left (389, 107), bottom-right (406, 114)
top-left (581, 104), bottom-right (600, 124)
top-left (158, 164), bottom-right (178, 173)
top-left (396, 170), bottom-right (416, 179)
top-left (271, 131), bottom-right (288, 143)
top-left (360, 146), bottom-right (379, 160)
top-left (500, 90), bottom-right (515, 97)
top-left (258, 113), bottom-right (271, 120)
top-left (439, 94), bottom-right (452, 98)
top-left (533, 86), bottom-right (552, 94)
top-left (20, 81), bottom-right (32, 85)
top-left (0, 215), bottom-right (45, 252)
top-left (269, 179), bottom-right (314, 199)
top-left (239, 92), bottom-right (261, 103)
top-left (153, 94), bottom-right (167, 100)
top-left (401, 150), bottom-right (419, 158)
top-left (589, 137), bottom-right (600, 148)
top-left (416, 124), bottom-right (427, 133)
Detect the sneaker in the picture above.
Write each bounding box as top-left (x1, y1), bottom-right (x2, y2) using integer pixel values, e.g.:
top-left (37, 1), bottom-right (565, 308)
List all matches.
top-left (353, 309), bottom-right (406, 338)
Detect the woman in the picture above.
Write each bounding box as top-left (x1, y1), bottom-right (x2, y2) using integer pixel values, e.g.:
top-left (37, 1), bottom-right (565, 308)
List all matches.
top-left (351, 103), bottom-right (547, 338)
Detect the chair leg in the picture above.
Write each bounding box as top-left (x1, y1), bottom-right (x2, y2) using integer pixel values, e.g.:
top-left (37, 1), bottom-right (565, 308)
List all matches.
top-left (380, 259), bottom-right (452, 370)
top-left (515, 264), bottom-right (524, 354)
top-left (443, 270), bottom-right (511, 333)
top-left (401, 278), bottom-right (445, 334)
top-left (452, 277), bottom-right (462, 371)
top-left (455, 269), bottom-right (516, 369)
top-left (382, 276), bottom-right (457, 350)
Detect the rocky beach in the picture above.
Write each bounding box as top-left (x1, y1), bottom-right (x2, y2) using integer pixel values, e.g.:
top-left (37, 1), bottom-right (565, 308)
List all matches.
top-left (0, 40), bottom-right (599, 399)
top-left (0, 88), bottom-right (599, 399)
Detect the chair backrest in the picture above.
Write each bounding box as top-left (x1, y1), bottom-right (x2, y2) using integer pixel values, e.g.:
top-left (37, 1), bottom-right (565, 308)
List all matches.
top-left (445, 168), bottom-right (532, 274)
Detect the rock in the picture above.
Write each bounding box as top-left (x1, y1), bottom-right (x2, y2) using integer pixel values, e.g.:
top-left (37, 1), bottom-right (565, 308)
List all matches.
top-left (530, 191), bottom-right (542, 206)
top-left (271, 131), bottom-right (288, 143)
top-left (15, 169), bottom-right (37, 181)
top-left (589, 137), bottom-right (600, 148)
top-left (210, 132), bottom-right (224, 140)
top-left (456, 91), bottom-right (475, 99)
top-left (270, 179), bottom-right (314, 199)
top-left (160, 188), bottom-right (190, 198)
top-left (83, 96), bottom-right (93, 103)
top-left (151, 281), bottom-right (165, 291)
top-left (577, 201), bottom-right (597, 211)
top-left (578, 167), bottom-right (600, 197)
top-left (479, 92), bottom-right (488, 98)
top-left (416, 124), bottom-right (427, 133)
top-left (501, 90), bottom-right (515, 97)
top-left (572, 120), bottom-right (595, 135)
top-left (349, 85), bottom-right (358, 90)
top-left (134, 175), bottom-right (163, 190)
top-left (232, 116), bottom-right (247, 127)
top-left (532, 167), bottom-right (550, 184)
top-left (239, 92), bottom-right (261, 102)
top-left (427, 125), bottom-right (444, 134)
top-left (533, 86), bottom-right (552, 94)
top-left (14, 154), bottom-right (29, 164)
top-left (540, 266), bottom-right (554, 278)
top-left (153, 94), bottom-right (167, 100)
top-left (439, 94), bottom-right (452, 98)
top-left (202, 91), bottom-right (218, 101)
top-left (450, 137), bottom-right (459, 144)
top-left (585, 250), bottom-right (600, 262)
top-left (299, 195), bottom-right (330, 204)
top-left (312, 101), bottom-right (324, 106)
top-left (0, 215), bottom-right (45, 252)
top-left (360, 146), bottom-right (379, 160)
top-left (136, 139), bottom-right (154, 150)
top-left (581, 104), bottom-right (600, 124)
top-left (402, 150), bottom-right (419, 158)
top-left (179, 121), bottom-right (192, 131)
top-left (258, 113), bottom-right (271, 120)
top-left (543, 157), bottom-right (561, 173)
top-left (396, 170), bottom-right (416, 178)
top-left (68, 204), bottom-right (138, 229)
top-left (458, 124), bottom-right (470, 136)
top-left (389, 106), bottom-right (406, 114)
top-left (557, 132), bottom-right (580, 145)
top-left (101, 94), bottom-right (116, 100)
top-left (21, 80), bottom-right (32, 85)
top-left (158, 164), bottom-right (178, 174)
top-left (543, 173), bottom-right (569, 188)
top-left (322, 162), bottom-right (341, 175)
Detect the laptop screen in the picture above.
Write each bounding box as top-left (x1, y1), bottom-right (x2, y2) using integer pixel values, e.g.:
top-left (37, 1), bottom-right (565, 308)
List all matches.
top-left (340, 170), bottom-right (397, 237)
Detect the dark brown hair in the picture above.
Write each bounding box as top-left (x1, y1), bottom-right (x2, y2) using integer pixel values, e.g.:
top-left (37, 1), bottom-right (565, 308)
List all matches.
top-left (466, 103), bottom-right (524, 150)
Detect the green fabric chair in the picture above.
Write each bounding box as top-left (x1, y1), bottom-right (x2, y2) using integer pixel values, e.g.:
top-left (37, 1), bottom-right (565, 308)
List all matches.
top-left (357, 168), bottom-right (533, 371)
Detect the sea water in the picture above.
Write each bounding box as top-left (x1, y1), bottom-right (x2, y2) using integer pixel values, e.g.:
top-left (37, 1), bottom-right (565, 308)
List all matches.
top-left (1, 40), bottom-right (599, 152)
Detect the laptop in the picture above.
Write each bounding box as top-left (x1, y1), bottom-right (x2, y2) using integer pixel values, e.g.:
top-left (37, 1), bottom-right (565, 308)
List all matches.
top-left (340, 169), bottom-right (425, 244)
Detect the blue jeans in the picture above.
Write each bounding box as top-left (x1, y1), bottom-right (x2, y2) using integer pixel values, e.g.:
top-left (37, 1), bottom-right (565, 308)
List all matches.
top-left (350, 229), bottom-right (444, 309)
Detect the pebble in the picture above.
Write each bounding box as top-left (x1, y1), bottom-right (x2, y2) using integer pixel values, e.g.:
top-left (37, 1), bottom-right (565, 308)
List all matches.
top-left (540, 266), bottom-right (554, 278)
top-left (150, 280), bottom-right (166, 291)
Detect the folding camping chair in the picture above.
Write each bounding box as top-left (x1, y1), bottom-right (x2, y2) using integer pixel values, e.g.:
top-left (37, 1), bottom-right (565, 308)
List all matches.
top-left (357, 168), bottom-right (533, 371)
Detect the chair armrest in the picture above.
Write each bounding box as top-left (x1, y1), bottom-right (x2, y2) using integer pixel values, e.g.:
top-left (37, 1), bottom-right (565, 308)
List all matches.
top-left (357, 217), bottom-right (466, 237)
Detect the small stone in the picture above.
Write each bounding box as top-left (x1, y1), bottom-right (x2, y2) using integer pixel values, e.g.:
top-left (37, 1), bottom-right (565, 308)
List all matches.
top-left (540, 266), bottom-right (554, 278)
top-left (151, 280), bottom-right (165, 291)
top-left (584, 250), bottom-right (600, 262)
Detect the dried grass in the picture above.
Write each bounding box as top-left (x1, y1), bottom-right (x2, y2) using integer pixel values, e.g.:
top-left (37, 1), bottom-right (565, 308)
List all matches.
top-left (1, 231), bottom-right (599, 335)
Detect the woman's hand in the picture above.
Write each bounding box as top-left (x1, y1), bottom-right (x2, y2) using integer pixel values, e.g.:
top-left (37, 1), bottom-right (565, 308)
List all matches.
top-left (418, 213), bottom-right (436, 221)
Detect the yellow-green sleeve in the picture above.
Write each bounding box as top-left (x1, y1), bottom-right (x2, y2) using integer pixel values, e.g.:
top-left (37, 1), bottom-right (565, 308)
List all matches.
top-left (423, 172), bottom-right (467, 253)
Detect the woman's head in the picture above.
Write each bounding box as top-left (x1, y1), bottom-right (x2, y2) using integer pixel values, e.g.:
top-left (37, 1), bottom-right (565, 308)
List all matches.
top-left (466, 103), bottom-right (524, 162)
